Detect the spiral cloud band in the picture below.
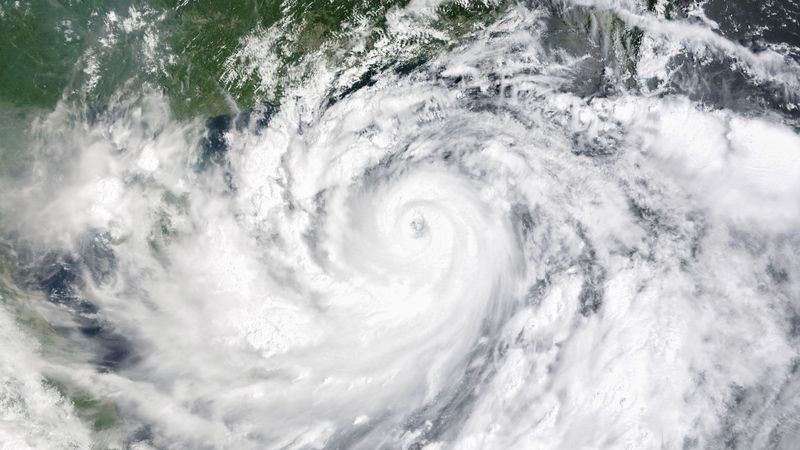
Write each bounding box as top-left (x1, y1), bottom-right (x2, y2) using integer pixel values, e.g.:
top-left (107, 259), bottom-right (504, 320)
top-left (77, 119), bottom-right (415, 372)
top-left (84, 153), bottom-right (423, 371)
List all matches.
top-left (1, 1), bottom-right (799, 449)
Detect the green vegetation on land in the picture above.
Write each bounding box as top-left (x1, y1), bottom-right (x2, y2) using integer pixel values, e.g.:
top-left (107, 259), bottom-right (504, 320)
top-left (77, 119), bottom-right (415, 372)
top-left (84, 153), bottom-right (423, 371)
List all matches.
top-left (0, 0), bottom-right (508, 119)
top-left (45, 377), bottom-right (119, 431)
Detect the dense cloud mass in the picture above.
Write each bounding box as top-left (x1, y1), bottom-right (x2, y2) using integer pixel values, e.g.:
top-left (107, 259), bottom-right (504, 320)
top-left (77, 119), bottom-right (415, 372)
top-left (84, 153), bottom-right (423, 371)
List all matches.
top-left (0, 0), bottom-right (799, 448)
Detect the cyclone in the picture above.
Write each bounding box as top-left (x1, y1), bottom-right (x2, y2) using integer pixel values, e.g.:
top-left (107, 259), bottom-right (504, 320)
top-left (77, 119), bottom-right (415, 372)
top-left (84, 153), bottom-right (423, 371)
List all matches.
top-left (0, 0), bottom-right (800, 449)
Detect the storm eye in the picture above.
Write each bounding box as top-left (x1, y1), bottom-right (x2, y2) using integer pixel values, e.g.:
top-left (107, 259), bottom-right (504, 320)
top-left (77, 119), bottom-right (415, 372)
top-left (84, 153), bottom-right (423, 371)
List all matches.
top-left (409, 215), bottom-right (426, 238)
